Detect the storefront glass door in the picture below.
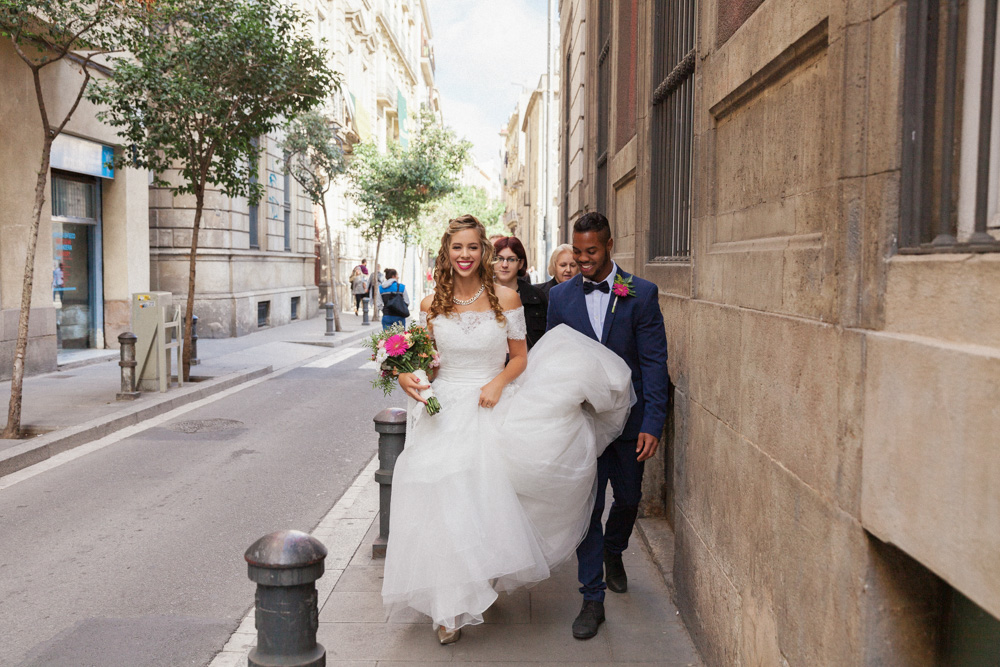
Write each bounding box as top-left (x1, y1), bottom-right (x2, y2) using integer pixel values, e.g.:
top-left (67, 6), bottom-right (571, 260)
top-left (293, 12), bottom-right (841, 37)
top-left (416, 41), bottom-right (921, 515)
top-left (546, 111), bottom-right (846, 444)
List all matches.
top-left (51, 171), bottom-right (103, 350)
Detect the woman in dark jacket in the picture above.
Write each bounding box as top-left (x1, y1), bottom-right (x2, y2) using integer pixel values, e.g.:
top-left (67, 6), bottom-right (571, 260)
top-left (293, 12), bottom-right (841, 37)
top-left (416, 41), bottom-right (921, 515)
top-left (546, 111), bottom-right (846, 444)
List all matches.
top-left (493, 236), bottom-right (547, 348)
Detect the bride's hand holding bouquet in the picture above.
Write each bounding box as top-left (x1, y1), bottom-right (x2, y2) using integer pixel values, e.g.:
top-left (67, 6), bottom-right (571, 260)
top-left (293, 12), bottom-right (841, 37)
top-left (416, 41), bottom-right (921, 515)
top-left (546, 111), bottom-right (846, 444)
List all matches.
top-left (366, 323), bottom-right (442, 415)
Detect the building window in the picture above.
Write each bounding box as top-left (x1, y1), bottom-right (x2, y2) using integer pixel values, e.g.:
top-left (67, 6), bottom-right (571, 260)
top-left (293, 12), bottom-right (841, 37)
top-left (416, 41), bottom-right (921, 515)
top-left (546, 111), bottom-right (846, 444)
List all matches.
top-left (563, 49), bottom-right (572, 235)
top-left (648, 0), bottom-right (696, 261)
top-left (257, 301), bottom-right (270, 327)
top-left (283, 150), bottom-right (292, 251)
top-left (616, 0), bottom-right (638, 151)
top-left (596, 0), bottom-right (612, 215)
top-left (900, 0), bottom-right (1000, 252)
top-left (291, 296), bottom-right (300, 320)
top-left (249, 137), bottom-right (260, 250)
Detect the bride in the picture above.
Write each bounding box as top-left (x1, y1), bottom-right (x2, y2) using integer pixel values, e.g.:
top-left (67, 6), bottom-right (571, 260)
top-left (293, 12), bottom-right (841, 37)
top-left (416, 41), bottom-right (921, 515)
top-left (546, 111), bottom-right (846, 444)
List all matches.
top-left (382, 215), bottom-right (634, 644)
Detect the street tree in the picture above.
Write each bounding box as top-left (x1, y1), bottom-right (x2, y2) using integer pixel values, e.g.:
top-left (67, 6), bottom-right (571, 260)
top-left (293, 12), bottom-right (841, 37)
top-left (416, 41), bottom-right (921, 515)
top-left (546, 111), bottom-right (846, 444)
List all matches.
top-left (89, 0), bottom-right (335, 380)
top-left (282, 111), bottom-right (347, 331)
top-left (418, 185), bottom-right (506, 249)
top-left (346, 110), bottom-right (470, 304)
top-left (1, 0), bottom-right (138, 439)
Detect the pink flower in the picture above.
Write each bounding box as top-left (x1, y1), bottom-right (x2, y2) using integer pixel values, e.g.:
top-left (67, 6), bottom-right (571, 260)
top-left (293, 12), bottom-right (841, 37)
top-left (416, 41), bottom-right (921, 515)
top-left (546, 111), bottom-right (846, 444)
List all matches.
top-left (384, 334), bottom-right (410, 356)
top-left (612, 283), bottom-right (630, 297)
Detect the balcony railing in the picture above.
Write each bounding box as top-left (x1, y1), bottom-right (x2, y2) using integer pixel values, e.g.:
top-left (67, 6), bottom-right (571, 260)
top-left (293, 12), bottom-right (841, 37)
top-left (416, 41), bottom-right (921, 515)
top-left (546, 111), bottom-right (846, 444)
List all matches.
top-left (376, 71), bottom-right (397, 109)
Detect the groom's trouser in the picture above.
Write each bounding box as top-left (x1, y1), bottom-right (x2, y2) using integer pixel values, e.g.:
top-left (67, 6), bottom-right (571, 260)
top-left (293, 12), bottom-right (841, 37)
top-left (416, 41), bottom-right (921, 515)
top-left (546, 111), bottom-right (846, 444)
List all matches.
top-left (577, 438), bottom-right (644, 602)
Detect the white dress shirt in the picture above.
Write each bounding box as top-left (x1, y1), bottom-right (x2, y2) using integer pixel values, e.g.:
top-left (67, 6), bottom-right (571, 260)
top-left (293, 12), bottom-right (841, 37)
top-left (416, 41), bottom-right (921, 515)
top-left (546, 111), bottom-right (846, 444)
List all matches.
top-left (583, 261), bottom-right (617, 339)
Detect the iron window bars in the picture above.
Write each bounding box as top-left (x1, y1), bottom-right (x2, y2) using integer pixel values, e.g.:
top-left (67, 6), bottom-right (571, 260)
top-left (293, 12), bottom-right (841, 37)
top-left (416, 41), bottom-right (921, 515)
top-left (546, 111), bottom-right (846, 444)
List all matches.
top-left (901, 0), bottom-right (1000, 252)
top-left (649, 0), bottom-right (696, 261)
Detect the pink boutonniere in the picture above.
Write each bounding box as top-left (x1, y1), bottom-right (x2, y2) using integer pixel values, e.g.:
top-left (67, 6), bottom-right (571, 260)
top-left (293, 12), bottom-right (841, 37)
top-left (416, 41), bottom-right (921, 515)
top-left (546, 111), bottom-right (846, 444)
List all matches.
top-left (611, 274), bottom-right (636, 313)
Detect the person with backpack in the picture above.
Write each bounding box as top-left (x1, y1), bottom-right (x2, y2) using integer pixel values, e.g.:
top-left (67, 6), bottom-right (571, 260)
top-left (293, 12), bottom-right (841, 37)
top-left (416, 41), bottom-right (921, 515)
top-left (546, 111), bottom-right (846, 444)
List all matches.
top-left (375, 268), bottom-right (410, 330)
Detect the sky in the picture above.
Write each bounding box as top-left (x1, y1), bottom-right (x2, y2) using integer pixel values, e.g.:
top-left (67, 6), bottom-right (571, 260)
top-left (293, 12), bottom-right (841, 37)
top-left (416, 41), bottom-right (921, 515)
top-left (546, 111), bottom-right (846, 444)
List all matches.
top-left (427, 0), bottom-right (553, 172)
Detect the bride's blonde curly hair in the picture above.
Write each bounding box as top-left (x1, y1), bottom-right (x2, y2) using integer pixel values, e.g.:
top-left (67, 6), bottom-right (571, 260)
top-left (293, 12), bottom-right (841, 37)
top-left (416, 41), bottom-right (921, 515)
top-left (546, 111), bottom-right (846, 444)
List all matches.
top-left (428, 214), bottom-right (506, 324)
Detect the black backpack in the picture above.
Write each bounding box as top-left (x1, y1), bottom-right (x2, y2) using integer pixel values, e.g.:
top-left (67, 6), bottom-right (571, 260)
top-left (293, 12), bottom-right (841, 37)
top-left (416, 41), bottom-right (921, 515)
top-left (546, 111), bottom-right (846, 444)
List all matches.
top-left (381, 282), bottom-right (409, 318)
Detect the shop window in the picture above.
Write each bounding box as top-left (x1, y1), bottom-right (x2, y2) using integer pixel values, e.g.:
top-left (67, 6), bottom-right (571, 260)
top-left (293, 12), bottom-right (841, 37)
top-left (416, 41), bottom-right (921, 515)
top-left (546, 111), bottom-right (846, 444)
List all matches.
top-left (900, 0), bottom-right (1000, 252)
top-left (648, 0), bottom-right (696, 261)
top-left (51, 171), bottom-right (103, 350)
top-left (258, 301), bottom-right (270, 327)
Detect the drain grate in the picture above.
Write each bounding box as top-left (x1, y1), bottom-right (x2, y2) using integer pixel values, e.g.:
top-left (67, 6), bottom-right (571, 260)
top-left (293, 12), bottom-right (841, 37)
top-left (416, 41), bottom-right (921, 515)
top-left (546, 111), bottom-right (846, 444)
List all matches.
top-left (167, 418), bottom-right (244, 434)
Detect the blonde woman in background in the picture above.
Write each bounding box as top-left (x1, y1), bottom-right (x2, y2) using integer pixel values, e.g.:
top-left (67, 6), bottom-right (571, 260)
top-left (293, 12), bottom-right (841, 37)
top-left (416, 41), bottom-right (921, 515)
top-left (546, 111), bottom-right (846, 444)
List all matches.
top-left (535, 243), bottom-right (579, 298)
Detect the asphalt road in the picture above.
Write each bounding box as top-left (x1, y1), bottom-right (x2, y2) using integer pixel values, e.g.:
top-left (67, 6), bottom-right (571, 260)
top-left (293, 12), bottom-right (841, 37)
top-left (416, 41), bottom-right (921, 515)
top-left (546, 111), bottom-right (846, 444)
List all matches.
top-left (0, 346), bottom-right (393, 667)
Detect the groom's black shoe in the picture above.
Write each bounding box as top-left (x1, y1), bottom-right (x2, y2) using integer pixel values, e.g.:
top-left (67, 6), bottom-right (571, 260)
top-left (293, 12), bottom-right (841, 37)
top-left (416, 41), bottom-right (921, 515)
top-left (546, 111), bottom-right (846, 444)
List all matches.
top-left (572, 599), bottom-right (605, 640)
top-left (604, 549), bottom-right (628, 593)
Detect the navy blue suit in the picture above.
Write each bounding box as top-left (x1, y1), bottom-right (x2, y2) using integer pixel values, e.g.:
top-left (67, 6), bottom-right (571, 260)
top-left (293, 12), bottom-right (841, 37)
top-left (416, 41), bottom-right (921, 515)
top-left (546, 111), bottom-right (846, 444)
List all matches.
top-left (546, 266), bottom-right (669, 601)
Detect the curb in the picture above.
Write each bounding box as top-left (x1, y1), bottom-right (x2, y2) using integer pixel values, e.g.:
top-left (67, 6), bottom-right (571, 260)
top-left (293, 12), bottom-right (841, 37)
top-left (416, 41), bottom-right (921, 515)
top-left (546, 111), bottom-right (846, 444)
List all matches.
top-left (288, 325), bottom-right (376, 349)
top-left (0, 365), bottom-right (271, 479)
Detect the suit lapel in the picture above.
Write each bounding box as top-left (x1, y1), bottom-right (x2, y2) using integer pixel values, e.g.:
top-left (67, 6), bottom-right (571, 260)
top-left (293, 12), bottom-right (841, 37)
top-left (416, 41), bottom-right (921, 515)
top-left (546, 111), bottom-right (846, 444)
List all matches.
top-left (599, 267), bottom-right (626, 344)
top-left (565, 275), bottom-right (598, 341)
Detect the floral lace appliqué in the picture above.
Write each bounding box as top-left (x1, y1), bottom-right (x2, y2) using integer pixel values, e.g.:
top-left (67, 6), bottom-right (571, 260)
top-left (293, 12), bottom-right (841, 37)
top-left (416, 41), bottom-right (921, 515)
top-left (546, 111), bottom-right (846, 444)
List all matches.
top-left (423, 308), bottom-right (526, 338)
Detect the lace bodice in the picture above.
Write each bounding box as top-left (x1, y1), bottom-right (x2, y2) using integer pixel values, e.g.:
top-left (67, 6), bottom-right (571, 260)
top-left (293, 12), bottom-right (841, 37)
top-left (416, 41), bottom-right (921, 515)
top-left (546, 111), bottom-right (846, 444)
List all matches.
top-left (420, 308), bottom-right (526, 384)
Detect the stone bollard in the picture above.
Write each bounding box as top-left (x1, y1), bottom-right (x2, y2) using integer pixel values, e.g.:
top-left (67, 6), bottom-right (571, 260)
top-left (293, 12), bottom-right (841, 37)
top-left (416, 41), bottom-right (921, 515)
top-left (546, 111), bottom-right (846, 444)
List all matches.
top-left (361, 296), bottom-right (371, 326)
top-left (323, 303), bottom-right (335, 336)
top-left (245, 530), bottom-right (327, 667)
top-left (372, 408), bottom-right (407, 558)
top-left (190, 314), bottom-right (200, 365)
top-left (116, 332), bottom-right (140, 401)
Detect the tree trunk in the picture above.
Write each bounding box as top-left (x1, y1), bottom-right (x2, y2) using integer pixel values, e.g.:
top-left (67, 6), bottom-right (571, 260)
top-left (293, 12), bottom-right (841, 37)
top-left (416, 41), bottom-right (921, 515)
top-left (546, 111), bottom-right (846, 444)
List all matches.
top-left (3, 137), bottom-right (52, 439)
top-left (371, 228), bottom-right (384, 322)
top-left (181, 186), bottom-right (205, 382)
top-left (321, 202), bottom-right (341, 332)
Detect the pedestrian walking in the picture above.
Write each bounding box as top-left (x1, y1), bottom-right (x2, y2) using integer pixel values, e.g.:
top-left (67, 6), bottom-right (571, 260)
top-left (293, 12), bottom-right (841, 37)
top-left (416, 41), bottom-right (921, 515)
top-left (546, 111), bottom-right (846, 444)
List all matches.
top-left (535, 243), bottom-right (580, 297)
top-left (375, 268), bottom-right (410, 330)
top-left (350, 267), bottom-right (368, 315)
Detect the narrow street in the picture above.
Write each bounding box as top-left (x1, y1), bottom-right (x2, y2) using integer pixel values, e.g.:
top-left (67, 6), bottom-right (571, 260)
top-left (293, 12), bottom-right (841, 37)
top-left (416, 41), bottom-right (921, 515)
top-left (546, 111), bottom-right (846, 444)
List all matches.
top-left (0, 347), bottom-right (391, 667)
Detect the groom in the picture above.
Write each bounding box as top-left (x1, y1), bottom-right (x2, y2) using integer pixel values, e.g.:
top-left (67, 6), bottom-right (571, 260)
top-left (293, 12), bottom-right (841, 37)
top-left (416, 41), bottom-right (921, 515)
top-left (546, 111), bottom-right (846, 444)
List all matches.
top-left (546, 212), bottom-right (670, 640)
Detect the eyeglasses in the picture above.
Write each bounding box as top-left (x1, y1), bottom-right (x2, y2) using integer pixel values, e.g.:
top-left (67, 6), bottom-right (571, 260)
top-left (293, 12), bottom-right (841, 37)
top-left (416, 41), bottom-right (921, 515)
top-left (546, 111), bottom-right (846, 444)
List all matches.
top-left (494, 257), bottom-right (521, 265)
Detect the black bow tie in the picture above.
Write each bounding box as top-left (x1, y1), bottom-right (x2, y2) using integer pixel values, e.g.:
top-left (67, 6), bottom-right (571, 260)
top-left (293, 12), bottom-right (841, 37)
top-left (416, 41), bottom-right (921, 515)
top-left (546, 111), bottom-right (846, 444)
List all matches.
top-left (583, 280), bottom-right (610, 294)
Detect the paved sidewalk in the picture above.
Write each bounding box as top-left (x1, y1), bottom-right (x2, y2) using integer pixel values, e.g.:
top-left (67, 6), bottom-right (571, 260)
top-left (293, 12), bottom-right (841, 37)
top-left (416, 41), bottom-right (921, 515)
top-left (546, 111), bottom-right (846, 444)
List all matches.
top-left (0, 311), bottom-right (375, 476)
top-left (211, 457), bottom-right (703, 666)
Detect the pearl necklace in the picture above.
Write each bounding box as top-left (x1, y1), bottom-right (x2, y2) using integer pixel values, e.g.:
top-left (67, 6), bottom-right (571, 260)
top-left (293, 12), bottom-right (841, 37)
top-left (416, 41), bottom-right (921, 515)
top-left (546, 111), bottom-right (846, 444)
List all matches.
top-left (452, 284), bottom-right (486, 306)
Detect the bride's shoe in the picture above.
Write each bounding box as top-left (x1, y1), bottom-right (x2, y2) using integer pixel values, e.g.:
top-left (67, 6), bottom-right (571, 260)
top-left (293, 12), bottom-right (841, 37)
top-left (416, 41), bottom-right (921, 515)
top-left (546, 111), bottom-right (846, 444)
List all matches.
top-left (436, 625), bottom-right (461, 645)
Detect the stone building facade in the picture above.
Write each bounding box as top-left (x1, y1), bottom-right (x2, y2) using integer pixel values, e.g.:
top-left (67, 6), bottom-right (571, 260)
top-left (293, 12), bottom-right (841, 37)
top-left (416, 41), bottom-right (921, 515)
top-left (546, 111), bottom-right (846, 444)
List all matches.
top-left (304, 0), bottom-right (442, 311)
top-left (0, 39), bottom-right (150, 378)
top-left (560, 0), bottom-right (1000, 663)
top-left (501, 75), bottom-right (560, 277)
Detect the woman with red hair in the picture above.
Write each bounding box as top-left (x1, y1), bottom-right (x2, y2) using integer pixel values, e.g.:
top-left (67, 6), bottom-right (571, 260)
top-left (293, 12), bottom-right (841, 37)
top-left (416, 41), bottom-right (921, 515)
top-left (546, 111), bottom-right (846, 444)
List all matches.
top-left (492, 236), bottom-right (548, 348)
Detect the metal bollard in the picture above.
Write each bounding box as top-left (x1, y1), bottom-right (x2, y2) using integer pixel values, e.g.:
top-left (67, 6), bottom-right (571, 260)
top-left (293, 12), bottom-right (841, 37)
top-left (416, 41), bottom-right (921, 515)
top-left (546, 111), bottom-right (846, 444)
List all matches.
top-left (361, 296), bottom-right (371, 326)
top-left (323, 302), bottom-right (335, 336)
top-left (245, 530), bottom-right (327, 667)
top-left (116, 332), bottom-right (140, 401)
top-left (372, 408), bottom-right (407, 557)
top-left (190, 314), bottom-right (200, 365)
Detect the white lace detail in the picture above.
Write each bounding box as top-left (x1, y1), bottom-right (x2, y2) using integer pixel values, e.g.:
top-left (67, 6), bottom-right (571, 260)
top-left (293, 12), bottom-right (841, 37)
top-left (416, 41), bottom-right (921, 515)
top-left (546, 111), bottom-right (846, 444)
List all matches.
top-left (426, 307), bottom-right (526, 384)
top-left (504, 307), bottom-right (527, 340)
top-left (419, 311), bottom-right (428, 328)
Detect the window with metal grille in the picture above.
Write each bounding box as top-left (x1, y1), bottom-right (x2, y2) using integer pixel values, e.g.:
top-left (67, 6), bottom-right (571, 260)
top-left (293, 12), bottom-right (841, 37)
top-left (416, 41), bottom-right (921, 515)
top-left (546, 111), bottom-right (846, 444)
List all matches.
top-left (900, 0), bottom-right (1000, 252)
top-left (258, 301), bottom-right (270, 327)
top-left (616, 0), bottom-right (638, 151)
top-left (283, 150), bottom-right (292, 251)
top-left (596, 0), bottom-right (611, 215)
top-left (249, 137), bottom-right (260, 249)
top-left (648, 0), bottom-right (696, 261)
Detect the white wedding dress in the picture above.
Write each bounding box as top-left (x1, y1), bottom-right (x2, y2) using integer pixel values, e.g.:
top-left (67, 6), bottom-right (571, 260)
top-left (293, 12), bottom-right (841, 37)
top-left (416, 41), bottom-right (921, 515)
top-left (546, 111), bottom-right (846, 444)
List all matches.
top-left (381, 307), bottom-right (634, 630)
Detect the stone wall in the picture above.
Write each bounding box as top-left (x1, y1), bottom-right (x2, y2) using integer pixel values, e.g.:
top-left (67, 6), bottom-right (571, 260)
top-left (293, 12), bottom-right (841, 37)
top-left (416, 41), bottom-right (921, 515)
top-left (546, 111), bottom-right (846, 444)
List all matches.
top-left (560, 0), bottom-right (1000, 663)
top-left (149, 133), bottom-right (320, 338)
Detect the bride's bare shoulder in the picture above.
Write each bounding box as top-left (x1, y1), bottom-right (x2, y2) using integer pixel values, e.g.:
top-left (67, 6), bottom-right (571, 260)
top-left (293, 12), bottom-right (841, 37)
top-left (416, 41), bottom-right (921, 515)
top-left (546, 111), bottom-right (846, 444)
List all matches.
top-left (420, 294), bottom-right (434, 312)
top-left (496, 285), bottom-right (522, 310)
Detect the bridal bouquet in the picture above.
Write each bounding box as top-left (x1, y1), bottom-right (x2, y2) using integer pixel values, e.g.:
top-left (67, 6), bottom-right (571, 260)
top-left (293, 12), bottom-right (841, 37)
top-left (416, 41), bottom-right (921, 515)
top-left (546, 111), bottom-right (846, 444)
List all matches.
top-left (366, 323), bottom-right (442, 415)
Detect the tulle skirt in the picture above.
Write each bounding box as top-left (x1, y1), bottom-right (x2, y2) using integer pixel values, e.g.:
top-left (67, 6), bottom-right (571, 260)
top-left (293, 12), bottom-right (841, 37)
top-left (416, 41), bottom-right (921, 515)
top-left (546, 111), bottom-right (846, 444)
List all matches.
top-left (381, 325), bottom-right (634, 630)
